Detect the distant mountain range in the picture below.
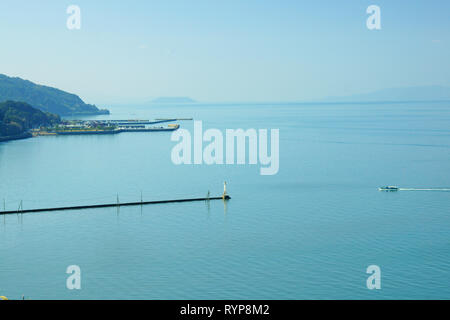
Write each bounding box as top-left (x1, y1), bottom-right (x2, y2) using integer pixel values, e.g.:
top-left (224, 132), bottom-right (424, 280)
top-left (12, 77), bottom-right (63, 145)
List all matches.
top-left (151, 97), bottom-right (196, 104)
top-left (0, 74), bottom-right (109, 116)
top-left (324, 86), bottom-right (450, 103)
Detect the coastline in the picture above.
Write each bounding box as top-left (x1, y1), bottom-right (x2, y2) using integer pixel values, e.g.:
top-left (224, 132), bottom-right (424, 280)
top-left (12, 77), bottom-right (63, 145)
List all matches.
top-left (0, 132), bottom-right (32, 143)
top-left (0, 123), bottom-right (179, 142)
top-left (47, 125), bottom-right (179, 135)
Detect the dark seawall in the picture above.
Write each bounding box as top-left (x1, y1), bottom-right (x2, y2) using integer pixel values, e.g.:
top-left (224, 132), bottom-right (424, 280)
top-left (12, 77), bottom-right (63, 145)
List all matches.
top-left (0, 132), bottom-right (32, 143)
top-left (0, 195), bottom-right (231, 216)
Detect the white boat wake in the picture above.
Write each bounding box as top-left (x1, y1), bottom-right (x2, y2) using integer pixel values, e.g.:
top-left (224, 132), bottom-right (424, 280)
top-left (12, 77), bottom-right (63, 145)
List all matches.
top-left (398, 188), bottom-right (450, 191)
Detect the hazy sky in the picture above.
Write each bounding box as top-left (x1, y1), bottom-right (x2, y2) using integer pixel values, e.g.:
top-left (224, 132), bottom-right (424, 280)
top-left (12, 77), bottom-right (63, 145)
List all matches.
top-left (0, 0), bottom-right (449, 105)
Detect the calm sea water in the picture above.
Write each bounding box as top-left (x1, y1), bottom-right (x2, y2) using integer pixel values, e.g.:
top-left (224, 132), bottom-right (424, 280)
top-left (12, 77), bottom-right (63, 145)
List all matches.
top-left (0, 102), bottom-right (449, 300)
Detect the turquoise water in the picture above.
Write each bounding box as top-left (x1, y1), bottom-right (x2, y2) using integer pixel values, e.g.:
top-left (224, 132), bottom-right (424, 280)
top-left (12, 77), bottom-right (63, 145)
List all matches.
top-left (1, 102), bottom-right (449, 299)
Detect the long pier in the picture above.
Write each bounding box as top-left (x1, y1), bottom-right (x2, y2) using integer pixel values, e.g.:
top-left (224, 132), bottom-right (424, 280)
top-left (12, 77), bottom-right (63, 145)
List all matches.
top-left (0, 195), bottom-right (231, 216)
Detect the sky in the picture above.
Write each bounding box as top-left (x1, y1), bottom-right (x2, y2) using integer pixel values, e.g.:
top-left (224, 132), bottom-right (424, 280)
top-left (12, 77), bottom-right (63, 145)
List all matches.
top-left (0, 0), bottom-right (449, 106)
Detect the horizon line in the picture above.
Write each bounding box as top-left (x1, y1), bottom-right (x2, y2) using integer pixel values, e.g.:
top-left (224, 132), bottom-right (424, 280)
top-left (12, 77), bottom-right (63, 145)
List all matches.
top-left (102, 99), bottom-right (450, 107)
